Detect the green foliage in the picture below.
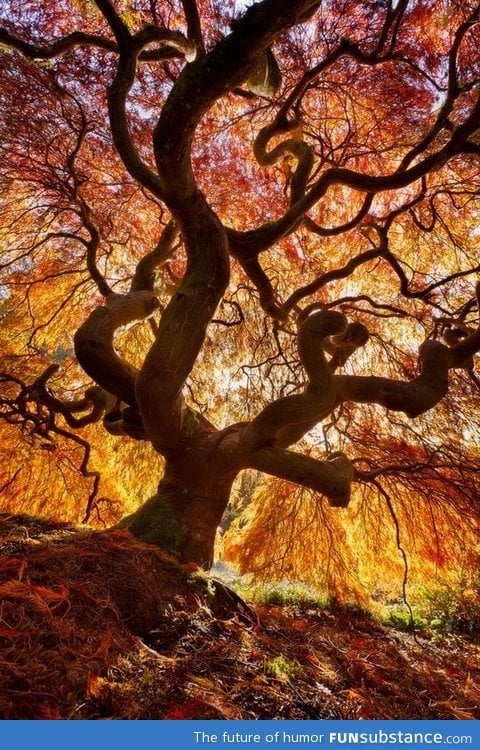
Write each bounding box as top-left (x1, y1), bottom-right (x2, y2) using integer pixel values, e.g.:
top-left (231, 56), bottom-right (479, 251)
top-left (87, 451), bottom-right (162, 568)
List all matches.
top-left (382, 607), bottom-right (427, 633)
top-left (381, 578), bottom-right (480, 636)
top-left (415, 581), bottom-right (480, 635)
top-left (264, 655), bottom-right (301, 680)
top-left (242, 582), bottom-right (328, 610)
top-left (188, 570), bottom-right (216, 598)
top-left (225, 569), bottom-right (480, 639)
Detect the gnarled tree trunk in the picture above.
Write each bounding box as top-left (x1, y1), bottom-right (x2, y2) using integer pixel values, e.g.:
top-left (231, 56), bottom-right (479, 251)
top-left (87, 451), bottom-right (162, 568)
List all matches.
top-left (57, 1), bottom-right (480, 569)
top-left (118, 434), bottom-right (238, 568)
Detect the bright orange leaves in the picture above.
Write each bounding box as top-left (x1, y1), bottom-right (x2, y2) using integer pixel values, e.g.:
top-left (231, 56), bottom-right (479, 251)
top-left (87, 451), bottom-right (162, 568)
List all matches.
top-left (0, 0), bottom-right (479, 605)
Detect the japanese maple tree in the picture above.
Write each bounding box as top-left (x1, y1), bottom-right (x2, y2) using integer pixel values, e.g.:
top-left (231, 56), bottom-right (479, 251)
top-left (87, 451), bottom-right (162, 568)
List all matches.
top-left (1, 0), bottom-right (479, 597)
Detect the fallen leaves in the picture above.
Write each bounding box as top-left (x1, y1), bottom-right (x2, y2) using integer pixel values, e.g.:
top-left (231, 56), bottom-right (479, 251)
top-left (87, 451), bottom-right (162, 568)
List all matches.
top-left (0, 513), bottom-right (479, 720)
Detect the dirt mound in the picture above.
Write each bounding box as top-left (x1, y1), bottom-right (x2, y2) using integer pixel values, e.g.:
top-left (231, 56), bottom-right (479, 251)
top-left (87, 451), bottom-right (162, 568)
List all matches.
top-left (0, 513), bottom-right (222, 718)
top-left (1, 514), bottom-right (479, 720)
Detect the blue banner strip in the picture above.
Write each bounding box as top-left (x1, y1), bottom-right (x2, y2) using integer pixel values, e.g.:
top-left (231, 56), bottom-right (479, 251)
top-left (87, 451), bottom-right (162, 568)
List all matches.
top-left (1, 720), bottom-right (479, 750)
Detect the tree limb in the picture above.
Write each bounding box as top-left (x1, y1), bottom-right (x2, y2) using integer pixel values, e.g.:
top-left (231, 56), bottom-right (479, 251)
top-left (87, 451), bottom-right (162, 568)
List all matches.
top-left (130, 220), bottom-right (179, 292)
top-left (249, 447), bottom-right (354, 507)
top-left (74, 291), bottom-right (160, 406)
top-left (335, 340), bottom-right (452, 418)
top-left (181, 0), bottom-right (205, 57)
top-left (240, 310), bottom-right (348, 451)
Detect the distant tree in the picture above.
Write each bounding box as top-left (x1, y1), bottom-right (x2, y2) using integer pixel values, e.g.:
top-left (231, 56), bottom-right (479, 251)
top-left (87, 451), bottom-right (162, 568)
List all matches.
top-left (1, 1), bottom-right (479, 597)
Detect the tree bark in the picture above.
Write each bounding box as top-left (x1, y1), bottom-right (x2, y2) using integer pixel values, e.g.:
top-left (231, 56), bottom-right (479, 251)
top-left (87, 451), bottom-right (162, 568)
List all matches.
top-left (118, 434), bottom-right (238, 568)
top-left (61, 2), bottom-right (480, 570)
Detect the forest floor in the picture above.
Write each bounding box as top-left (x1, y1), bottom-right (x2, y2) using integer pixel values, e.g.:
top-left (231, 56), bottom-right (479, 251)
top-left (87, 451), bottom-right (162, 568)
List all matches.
top-left (0, 513), bottom-right (479, 720)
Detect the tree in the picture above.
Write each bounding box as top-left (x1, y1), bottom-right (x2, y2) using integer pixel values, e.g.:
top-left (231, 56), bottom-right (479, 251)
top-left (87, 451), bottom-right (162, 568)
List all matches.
top-left (1, 0), bottom-right (479, 593)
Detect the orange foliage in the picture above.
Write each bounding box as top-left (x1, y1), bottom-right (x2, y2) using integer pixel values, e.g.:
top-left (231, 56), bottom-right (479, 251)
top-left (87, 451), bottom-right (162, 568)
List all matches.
top-left (0, 0), bottom-right (480, 604)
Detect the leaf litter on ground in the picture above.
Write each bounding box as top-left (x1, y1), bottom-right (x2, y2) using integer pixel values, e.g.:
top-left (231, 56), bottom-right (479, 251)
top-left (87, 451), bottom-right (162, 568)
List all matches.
top-left (0, 513), bottom-right (478, 720)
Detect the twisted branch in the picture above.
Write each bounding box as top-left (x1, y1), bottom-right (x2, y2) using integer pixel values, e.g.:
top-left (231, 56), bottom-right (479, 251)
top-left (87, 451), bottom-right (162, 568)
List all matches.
top-left (240, 310), bottom-right (347, 452)
top-left (73, 291), bottom-right (160, 406)
top-left (254, 119), bottom-right (314, 206)
top-left (235, 282), bottom-right (480, 507)
top-left (236, 310), bottom-right (356, 507)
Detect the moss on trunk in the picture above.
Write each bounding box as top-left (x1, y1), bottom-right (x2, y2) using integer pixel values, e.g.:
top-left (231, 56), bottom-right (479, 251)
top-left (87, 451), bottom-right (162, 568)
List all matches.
top-left (117, 492), bottom-right (184, 552)
top-left (118, 472), bottom-right (234, 568)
